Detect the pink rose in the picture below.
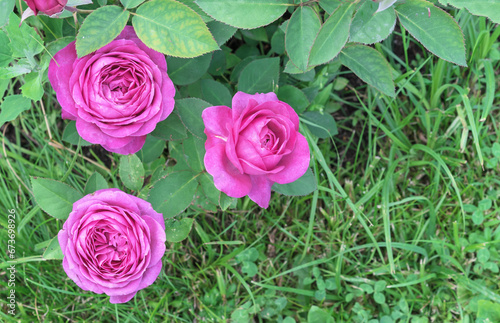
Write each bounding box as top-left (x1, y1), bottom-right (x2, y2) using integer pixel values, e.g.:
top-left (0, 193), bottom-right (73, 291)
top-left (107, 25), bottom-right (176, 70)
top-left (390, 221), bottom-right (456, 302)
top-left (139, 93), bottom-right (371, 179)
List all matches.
top-left (202, 92), bottom-right (310, 208)
top-left (24, 0), bottom-right (67, 16)
top-left (58, 189), bottom-right (166, 303)
top-left (48, 26), bottom-right (175, 154)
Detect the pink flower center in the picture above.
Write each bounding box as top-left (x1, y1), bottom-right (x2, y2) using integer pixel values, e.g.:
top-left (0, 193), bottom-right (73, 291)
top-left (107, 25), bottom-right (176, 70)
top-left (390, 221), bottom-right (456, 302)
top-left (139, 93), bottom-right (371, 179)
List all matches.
top-left (92, 227), bottom-right (129, 268)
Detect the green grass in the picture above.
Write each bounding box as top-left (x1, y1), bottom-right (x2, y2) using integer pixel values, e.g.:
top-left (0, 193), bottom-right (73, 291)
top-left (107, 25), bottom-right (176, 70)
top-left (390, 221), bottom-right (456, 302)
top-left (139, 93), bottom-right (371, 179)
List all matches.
top-left (1, 11), bottom-right (500, 323)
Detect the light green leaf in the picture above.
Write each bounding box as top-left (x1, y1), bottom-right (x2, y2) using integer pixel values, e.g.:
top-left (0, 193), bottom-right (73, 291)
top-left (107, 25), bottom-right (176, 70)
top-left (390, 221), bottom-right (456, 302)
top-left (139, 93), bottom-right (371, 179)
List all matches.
top-left (21, 71), bottom-right (44, 101)
top-left (0, 62), bottom-right (32, 79)
top-left (148, 171), bottom-right (199, 218)
top-left (377, 0), bottom-right (398, 13)
top-left (308, 2), bottom-right (355, 67)
top-left (0, 95), bottom-right (31, 127)
top-left (285, 6), bottom-right (321, 72)
top-left (76, 6), bottom-right (130, 58)
top-left (350, 1), bottom-right (396, 44)
top-left (0, 30), bottom-right (12, 67)
top-left (176, 97), bottom-right (212, 139)
top-left (164, 218), bottom-right (194, 242)
top-left (83, 172), bottom-right (108, 195)
top-left (319, 0), bottom-right (341, 14)
top-left (441, 0), bottom-right (500, 24)
top-left (307, 306), bottom-right (335, 323)
top-left (195, 0), bottom-right (290, 29)
top-left (119, 154), bottom-right (145, 191)
top-left (31, 177), bottom-right (83, 220)
top-left (272, 168), bottom-right (316, 196)
top-left (396, 0), bottom-right (467, 66)
top-left (238, 57), bottom-right (279, 94)
top-left (42, 236), bottom-right (64, 260)
top-left (133, 0), bottom-right (218, 58)
top-left (0, 0), bottom-right (15, 27)
top-left (340, 44), bottom-right (395, 97)
top-left (6, 13), bottom-right (43, 60)
top-left (120, 0), bottom-right (145, 9)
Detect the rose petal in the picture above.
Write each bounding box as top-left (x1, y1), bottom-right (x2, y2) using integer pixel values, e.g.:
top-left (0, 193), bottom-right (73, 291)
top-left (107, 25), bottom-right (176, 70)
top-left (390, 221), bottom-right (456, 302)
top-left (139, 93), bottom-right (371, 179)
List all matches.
top-left (247, 175), bottom-right (273, 208)
top-left (138, 260), bottom-right (163, 290)
top-left (202, 105), bottom-right (232, 149)
top-left (231, 91), bottom-right (278, 120)
top-left (141, 215), bottom-right (166, 267)
top-left (204, 144), bottom-right (252, 198)
top-left (268, 133), bottom-right (310, 184)
top-left (109, 292), bottom-right (136, 304)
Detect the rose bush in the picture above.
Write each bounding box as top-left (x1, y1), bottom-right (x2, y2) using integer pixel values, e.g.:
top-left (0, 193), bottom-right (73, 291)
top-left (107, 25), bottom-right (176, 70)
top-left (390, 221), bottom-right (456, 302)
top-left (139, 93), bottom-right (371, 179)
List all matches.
top-left (23, 0), bottom-right (67, 16)
top-left (48, 26), bottom-right (175, 154)
top-left (58, 189), bottom-right (166, 303)
top-left (202, 92), bottom-right (311, 208)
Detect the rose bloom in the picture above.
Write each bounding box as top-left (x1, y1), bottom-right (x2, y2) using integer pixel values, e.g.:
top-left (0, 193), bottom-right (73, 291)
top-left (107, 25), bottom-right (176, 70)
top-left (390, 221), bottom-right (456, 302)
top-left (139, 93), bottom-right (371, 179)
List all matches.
top-left (58, 189), bottom-right (166, 303)
top-left (202, 92), bottom-right (310, 208)
top-left (24, 0), bottom-right (67, 15)
top-left (48, 26), bottom-right (175, 154)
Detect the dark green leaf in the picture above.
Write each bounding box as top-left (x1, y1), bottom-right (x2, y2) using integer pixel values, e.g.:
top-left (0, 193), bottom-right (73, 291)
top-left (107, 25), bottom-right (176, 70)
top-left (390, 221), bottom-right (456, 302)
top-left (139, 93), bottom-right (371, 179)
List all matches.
top-left (120, 0), bottom-right (145, 9)
top-left (278, 85), bottom-right (309, 113)
top-left (302, 111), bottom-right (338, 139)
top-left (350, 1), bottom-right (396, 44)
top-left (167, 53), bottom-right (212, 86)
top-left (176, 98), bottom-right (212, 139)
top-left (84, 172), bottom-right (108, 195)
top-left (272, 168), bottom-right (316, 196)
top-left (238, 57), bottom-right (279, 94)
top-left (137, 135), bottom-right (165, 163)
top-left (207, 20), bottom-right (237, 46)
top-left (182, 132), bottom-right (206, 172)
top-left (62, 121), bottom-right (93, 146)
top-left (200, 79), bottom-right (232, 106)
top-left (164, 218), bottom-right (194, 242)
top-left (151, 112), bottom-right (188, 141)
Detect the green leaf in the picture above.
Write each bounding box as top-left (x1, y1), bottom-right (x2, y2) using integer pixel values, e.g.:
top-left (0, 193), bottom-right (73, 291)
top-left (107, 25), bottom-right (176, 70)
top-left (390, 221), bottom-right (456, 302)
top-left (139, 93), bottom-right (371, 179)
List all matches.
top-left (183, 132), bottom-right (206, 172)
top-left (477, 300), bottom-right (500, 321)
top-left (238, 57), bottom-right (279, 94)
top-left (62, 121), bottom-right (93, 146)
top-left (0, 95), bottom-right (31, 127)
top-left (119, 154), bottom-right (145, 191)
top-left (200, 79), bottom-right (232, 106)
top-left (178, 0), bottom-right (213, 22)
top-left (5, 13), bottom-right (43, 61)
top-left (151, 112), bottom-right (188, 141)
top-left (374, 280), bottom-right (387, 292)
top-left (42, 236), bottom-right (64, 260)
top-left (285, 6), bottom-right (321, 72)
top-left (377, 0), bottom-right (398, 13)
top-left (207, 20), bottom-right (237, 46)
top-left (395, 0), bottom-right (467, 66)
top-left (0, 30), bottom-right (12, 68)
top-left (374, 292), bottom-right (386, 304)
top-left (340, 44), bottom-right (395, 97)
top-left (307, 306), bottom-right (335, 323)
top-left (164, 218), bottom-right (194, 242)
top-left (21, 71), bottom-right (44, 101)
top-left (199, 172), bottom-right (220, 205)
top-left (241, 261), bottom-right (258, 277)
top-left (277, 85), bottom-right (309, 113)
top-left (120, 0), bottom-right (145, 9)
top-left (31, 177), bottom-right (83, 220)
top-left (0, 0), bottom-right (15, 27)
top-left (350, 1), bottom-right (396, 44)
top-left (76, 6), bottom-right (130, 58)
top-left (302, 111), bottom-right (338, 139)
top-left (167, 53), bottom-right (212, 86)
top-left (195, 0), bottom-right (290, 29)
top-left (308, 2), bottom-right (355, 67)
top-left (472, 209), bottom-right (484, 225)
top-left (176, 98), bottom-right (212, 139)
top-left (477, 248), bottom-right (490, 264)
top-left (219, 192), bottom-right (236, 210)
top-left (133, 0), bottom-right (218, 58)
top-left (441, 0), bottom-right (500, 24)
top-left (148, 171), bottom-right (199, 218)
top-left (319, 0), bottom-right (341, 14)
top-left (478, 198), bottom-right (492, 211)
top-left (272, 168), bottom-right (316, 196)
top-left (83, 172), bottom-right (108, 195)
top-left (137, 135), bottom-right (165, 163)
top-left (0, 62), bottom-right (32, 80)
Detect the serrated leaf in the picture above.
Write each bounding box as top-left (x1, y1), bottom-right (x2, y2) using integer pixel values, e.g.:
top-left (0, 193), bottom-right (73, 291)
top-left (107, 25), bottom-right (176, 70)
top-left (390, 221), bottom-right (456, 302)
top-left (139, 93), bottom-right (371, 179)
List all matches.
top-left (200, 79), bottom-right (232, 106)
top-left (133, 0), bottom-right (218, 58)
top-left (84, 172), bottom-right (108, 195)
top-left (207, 20), bottom-right (237, 46)
top-left (43, 236), bottom-right (64, 260)
top-left (120, 0), bottom-right (145, 9)
top-left (167, 53), bottom-right (212, 86)
top-left (176, 98), bottom-right (211, 139)
top-left (137, 135), bottom-right (165, 163)
top-left (277, 85), bottom-right (309, 113)
top-left (164, 218), bottom-right (194, 242)
top-left (285, 6), bottom-right (321, 72)
top-left (340, 44), bottom-right (395, 97)
top-left (441, 0), bottom-right (500, 24)
top-left (0, 95), bottom-right (31, 127)
top-left (21, 71), bottom-right (43, 101)
top-left (5, 13), bottom-right (43, 61)
top-left (395, 0), bottom-right (467, 66)
top-left (302, 111), bottom-right (338, 139)
top-left (219, 192), bottom-right (236, 210)
top-left (31, 177), bottom-right (83, 220)
top-left (308, 2), bottom-right (355, 67)
top-left (238, 57), bottom-right (279, 94)
top-left (0, 62), bottom-right (32, 80)
top-left (76, 6), bottom-right (130, 57)
top-left (319, 0), bottom-right (341, 14)
top-left (62, 121), bottom-right (93, 146)
top-left (195, 0), bottom-right (290, 29)
top-left (272, 168), bottom-right (316, 196)
top-left (199, 172), bottom-right (220, 205)
top-left (119, 154), bottom-right (145, 191)
top-left (376, 0), bottom-right (398, 13)
top-left (183, 132), bottom-right (206, 172)
top-left (350, 1), bottom-right (396, 44)
top-left (148, 171), bottom-right (199, 218)
top-left (151, 112), bottom-right (188, 141)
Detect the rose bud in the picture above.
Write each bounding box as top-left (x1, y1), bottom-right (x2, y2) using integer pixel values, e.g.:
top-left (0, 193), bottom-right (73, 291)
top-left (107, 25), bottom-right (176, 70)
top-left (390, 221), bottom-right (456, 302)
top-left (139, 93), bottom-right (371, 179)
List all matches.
top-left (202, 92), bottom-right (311, 208)
top-left (24, 0), bottom-right (67, 16)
